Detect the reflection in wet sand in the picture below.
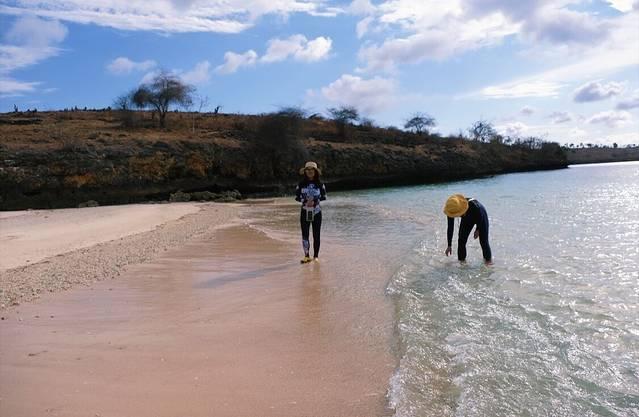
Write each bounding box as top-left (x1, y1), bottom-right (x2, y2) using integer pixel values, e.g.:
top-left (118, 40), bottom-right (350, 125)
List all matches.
top-left (1, 221), bottom-right (397, 417)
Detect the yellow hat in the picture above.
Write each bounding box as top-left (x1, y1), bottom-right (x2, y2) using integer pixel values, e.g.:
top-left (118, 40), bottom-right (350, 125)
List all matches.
top-left (443, 194), bottom-right (469, 217)
top-left (299, 161), bottom-right (322, 175)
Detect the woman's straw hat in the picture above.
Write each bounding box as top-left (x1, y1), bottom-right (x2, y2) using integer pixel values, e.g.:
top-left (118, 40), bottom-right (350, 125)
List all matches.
top-left (299, 161), bottom-right (322, 175)
top-left (443, 194), bottom-right (469, 217)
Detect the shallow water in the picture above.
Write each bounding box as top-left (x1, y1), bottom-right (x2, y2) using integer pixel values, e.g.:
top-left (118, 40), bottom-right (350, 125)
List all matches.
top-left (309, 162), bottom-right (638, 417)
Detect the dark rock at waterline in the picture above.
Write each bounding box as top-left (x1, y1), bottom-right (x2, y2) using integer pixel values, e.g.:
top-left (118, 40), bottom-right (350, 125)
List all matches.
top-left (169, 191), bottom-right (191, 202)
top-left (170, 190), bottom-right (242, 203)
top-left (78, 200), bottom-right (99, 208)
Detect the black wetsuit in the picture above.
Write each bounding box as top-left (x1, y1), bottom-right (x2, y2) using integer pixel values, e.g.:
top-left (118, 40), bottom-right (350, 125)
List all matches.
top-left (447, 198), bottom-right (492, 262)
top-left (295, 179), bottom-right (327, 258)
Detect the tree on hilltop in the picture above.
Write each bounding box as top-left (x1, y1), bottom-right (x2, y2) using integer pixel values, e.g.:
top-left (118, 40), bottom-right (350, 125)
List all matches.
top-left (404, 112), bottom-right (436, 135)
top-left (468, 120), bottom-right (498, 143)
top-left (327, 106), bottom-right (359, 139)
top-left (130, 71), bottom-right (195, 128)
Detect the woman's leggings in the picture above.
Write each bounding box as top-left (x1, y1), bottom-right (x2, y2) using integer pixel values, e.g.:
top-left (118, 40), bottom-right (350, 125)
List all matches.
top-left (458, 213), bottom-right (491, 261)
top-left (300, 210), bottom-right (322, 257)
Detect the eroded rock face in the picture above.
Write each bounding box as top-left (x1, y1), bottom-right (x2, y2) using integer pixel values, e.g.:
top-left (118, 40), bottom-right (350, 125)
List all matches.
top-left (0, 135), bottom-right (567, 210)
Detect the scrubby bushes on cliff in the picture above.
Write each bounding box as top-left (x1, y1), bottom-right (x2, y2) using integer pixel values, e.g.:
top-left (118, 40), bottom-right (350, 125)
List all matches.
top-left (251, 107), bottom-right (309, 179)
top-left (328, 106), bottom-right (359, 140)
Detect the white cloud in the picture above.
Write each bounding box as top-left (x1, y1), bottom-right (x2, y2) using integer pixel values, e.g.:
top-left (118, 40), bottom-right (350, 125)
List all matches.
top-left (606, 0), bottom-right (635, 12)
top-left (261, 35), bottom-right (332, 63)
top-left (573, 80), bottom-right (624, 102)
top-left (297, 36), bottom-right (332, 61)
top-left (520, 106), bottom-right (535, 116)
top-left (0, 1), bottom-right (334, 34)
top-left (477, 80), bottom-right (563, 99)
top-left (180, 60), bottom-right (211, 84)
top-left (356, 16), bottom-right (374, 38)
top-left (0, 16), bottom-right (67, 96)
top-left (107, 57), bottom-right (157, 75)
top-left (216, 34), bottom-right (331, 75)
top-left (568, 127), bottom-right (587, 139)
top-left (215, 50), bottom-right (258, 74)
top-left (137, 62), bottom-right (211, 85)
top-left (497, 121), bottom-right (529, 137)
top-left (0, 16), bottom-right (68, 73)
top-left (472, 12), bottom-right (639, 100)
top-left (0, 77), bottom-right (40, 97)
top-left (140, 70), bottom-right (161, 85)
top-left (354, 0), bottom-right (617, 72)
top-left (616, 90), bottom-right (639, 110)
top-left (358, 11), bottom-right (517, 71)
top-left (319, 74), bottom-right (397, 114)
top-left (521, 8), bottom-right (610, 45)
top-left (548, 111), bottom-right (573, 124)
top-left (349, 0), bottom-right (376, 15)
top-left (5, 15), bottom-right (68, 47)
top-left (587, 110), bottom-right (632, 127)
top-left (0, 44), bottom-right (60, 74)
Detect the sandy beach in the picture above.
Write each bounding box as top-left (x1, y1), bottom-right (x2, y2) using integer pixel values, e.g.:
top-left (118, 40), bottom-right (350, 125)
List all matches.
top-left (0, 203), bottom-right (240, 308)
top-left (0, 203), bottom-right (204, 271)
top-left (0, 201), bottom-right (396, 416)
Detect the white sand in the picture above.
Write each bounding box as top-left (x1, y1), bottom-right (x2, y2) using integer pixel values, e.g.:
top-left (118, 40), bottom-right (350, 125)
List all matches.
top-left (0, 203), bottom-right (201, 270)
top-left (0, 203), bottom-right (241, 307)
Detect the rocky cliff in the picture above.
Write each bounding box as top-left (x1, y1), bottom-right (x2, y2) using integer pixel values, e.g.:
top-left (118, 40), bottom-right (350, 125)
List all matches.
top-left (566, 147), bottom-right (639, 164)
top-left (0, 111), bottom-right (568, 210)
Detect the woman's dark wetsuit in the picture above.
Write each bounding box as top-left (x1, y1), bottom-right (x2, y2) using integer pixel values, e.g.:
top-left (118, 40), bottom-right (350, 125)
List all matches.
top-left (295, 179), bottom-right (327, 258)
top-left (447, 198), bottom-right (492, 262)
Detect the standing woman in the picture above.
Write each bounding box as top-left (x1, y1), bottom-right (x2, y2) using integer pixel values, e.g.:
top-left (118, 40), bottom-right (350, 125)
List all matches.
top-left (295, 161), bottom-right (327, 264)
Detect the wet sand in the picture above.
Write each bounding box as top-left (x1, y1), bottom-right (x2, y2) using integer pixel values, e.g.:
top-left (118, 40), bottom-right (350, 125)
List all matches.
top-left (0, 204), bottom-right (396, 416)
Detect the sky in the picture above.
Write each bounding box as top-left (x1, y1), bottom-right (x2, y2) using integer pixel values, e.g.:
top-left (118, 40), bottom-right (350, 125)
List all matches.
top-left (0, 0), bottom-right (638, 146)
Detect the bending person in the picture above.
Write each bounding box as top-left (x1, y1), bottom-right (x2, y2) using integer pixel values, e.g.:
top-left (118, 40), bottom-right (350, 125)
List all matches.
top-left (444, 194), bottom-right (493, 265)
top-left (295, 161), bottom-right (327, 264)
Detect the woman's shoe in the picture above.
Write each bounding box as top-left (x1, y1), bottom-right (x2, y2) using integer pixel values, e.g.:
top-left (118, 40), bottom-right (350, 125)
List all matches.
top-left (313, 257), bottom-right (320, 263)
top-left (300, 256), bottom-right (312, 264)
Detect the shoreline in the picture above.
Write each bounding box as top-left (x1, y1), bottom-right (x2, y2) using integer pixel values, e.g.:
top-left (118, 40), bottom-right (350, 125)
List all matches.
top-left (0, 200), bottom-right (397, 416)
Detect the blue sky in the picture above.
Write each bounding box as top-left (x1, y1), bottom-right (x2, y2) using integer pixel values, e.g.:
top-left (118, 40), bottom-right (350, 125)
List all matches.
top-left (1, 0), bottom-right (638, 145)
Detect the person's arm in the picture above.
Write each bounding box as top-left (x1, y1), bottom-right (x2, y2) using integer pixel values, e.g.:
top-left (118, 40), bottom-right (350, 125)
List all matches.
top-left (319, 183), bottom-right (327, 201)
top-left (445, 216), bottom-right (454, 256)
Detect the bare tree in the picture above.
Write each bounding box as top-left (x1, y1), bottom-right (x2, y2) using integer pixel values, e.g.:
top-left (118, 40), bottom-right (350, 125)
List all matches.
top-left (131, 71), bottom-right (195, 128)
top-left (114, 89), bottom-right (135, 111)
top-left (113, 89), bottom-right (137, 127)
top-left (186, 94), bottom-right (209, 133)
top-left (404, 112), bottom-right (436, 135)
top-left (468, 120), bottom-right (498, 142)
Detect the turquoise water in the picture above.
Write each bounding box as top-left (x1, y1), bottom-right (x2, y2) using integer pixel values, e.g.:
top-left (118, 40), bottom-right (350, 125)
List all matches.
top-left (325, 162), bottom-right (639, 416)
